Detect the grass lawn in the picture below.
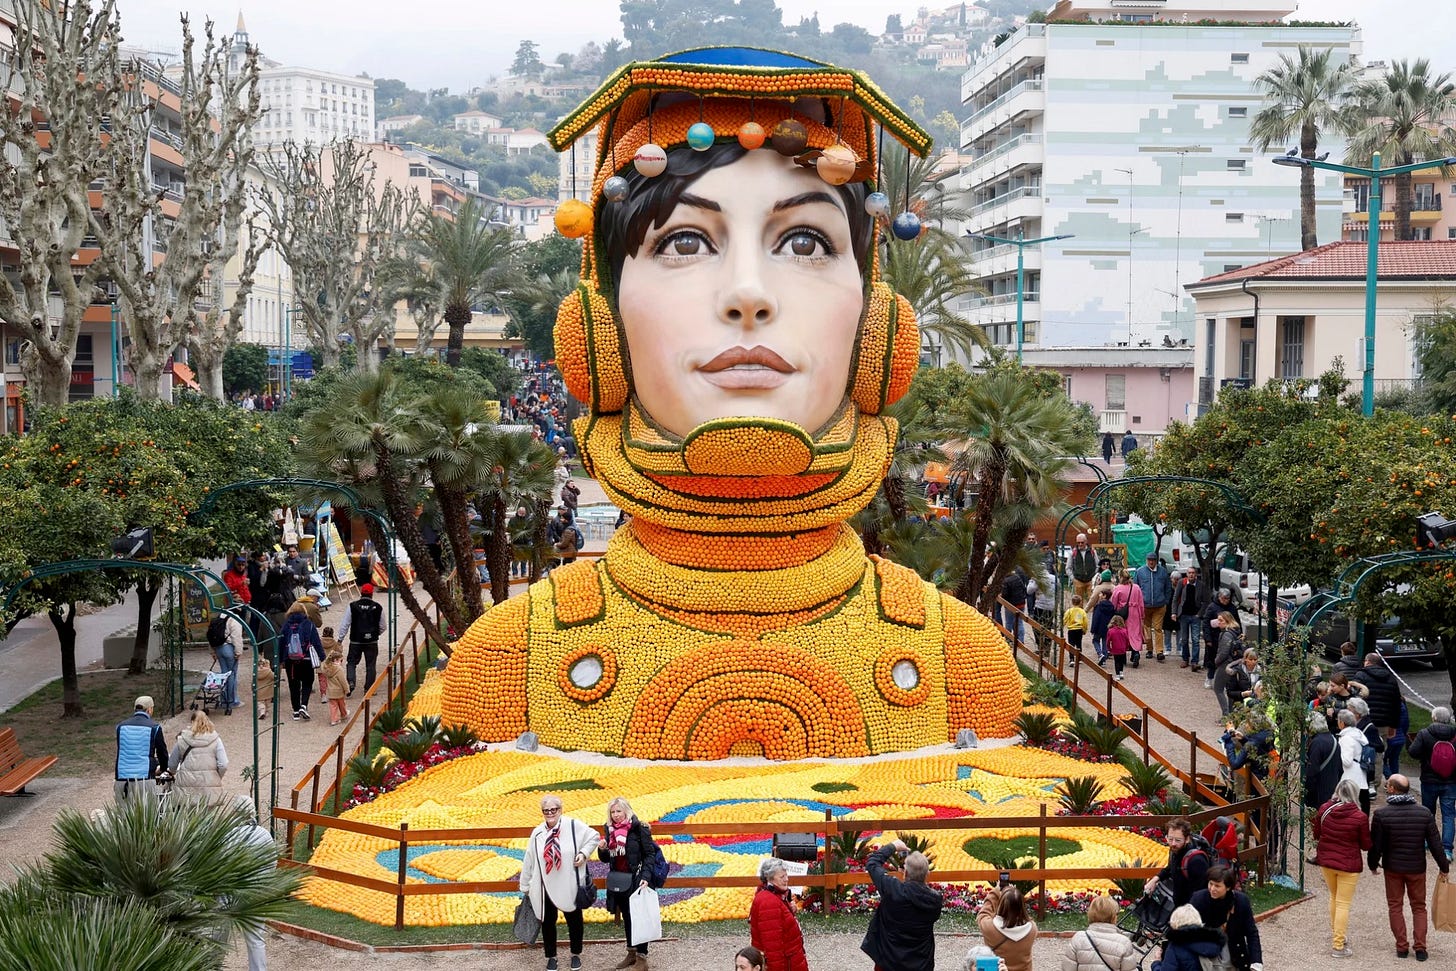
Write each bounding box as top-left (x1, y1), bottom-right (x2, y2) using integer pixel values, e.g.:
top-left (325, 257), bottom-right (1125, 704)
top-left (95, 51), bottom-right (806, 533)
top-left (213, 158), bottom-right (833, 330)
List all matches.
top-left (3, 667), bottom-right (206, 774)
top-left (1403, 703), bottom-right (1432, 774)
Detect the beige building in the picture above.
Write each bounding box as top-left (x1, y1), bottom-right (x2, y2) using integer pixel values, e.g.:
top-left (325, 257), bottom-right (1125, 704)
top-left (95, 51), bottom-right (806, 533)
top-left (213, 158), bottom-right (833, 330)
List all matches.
top-left (1184, 240), bottom-right (1456, 412)
top-left (453, 110), bottom-right (502, 133)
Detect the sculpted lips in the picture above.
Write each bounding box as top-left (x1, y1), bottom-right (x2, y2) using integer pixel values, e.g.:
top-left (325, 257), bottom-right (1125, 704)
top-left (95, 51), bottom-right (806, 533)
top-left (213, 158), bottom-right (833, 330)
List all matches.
top-left (697, 345), bottom-right (795, 391)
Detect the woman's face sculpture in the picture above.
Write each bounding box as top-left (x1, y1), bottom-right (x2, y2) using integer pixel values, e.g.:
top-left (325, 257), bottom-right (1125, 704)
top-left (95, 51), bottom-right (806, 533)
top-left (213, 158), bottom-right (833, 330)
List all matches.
top-left (616, 150), bottom-right (865, 438)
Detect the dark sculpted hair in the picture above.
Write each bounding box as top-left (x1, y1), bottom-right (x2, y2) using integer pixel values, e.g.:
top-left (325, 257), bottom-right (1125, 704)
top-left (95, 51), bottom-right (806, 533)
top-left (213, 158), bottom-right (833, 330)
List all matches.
top-left (596, 141), bottom-right (875, 298)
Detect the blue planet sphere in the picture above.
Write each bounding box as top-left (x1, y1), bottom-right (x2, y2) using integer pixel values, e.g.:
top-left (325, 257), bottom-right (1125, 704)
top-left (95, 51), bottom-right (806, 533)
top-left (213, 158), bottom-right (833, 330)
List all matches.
top-left (891, 211), bottom-right (922, 240)
top-left (864, 192), bottom-right (891, 219)
top-left (686, 122), bottom-right (716, 152)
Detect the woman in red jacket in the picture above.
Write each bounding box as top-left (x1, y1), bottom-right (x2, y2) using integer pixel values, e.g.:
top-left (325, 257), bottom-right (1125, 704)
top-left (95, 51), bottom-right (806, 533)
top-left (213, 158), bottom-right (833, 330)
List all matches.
top-left (1313, 778), bottom-right (1372, 958)
top-left (749, 859), bottom-right (809, 971)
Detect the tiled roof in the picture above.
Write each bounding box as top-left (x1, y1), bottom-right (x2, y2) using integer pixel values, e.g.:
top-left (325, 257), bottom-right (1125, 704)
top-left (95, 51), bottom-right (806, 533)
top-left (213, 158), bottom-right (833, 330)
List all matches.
top-left (1189, 240), bottom-right (1456, 287)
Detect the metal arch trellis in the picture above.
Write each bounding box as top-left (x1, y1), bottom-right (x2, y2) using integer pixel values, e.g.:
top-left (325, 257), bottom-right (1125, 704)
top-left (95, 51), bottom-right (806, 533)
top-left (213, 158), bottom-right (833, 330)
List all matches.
top-left (189, 477), bottom-right (400, 661)
top-left (0, 560), bottom-right (280, 824)
top-left (1052, 475), bottom-right (1265, 638)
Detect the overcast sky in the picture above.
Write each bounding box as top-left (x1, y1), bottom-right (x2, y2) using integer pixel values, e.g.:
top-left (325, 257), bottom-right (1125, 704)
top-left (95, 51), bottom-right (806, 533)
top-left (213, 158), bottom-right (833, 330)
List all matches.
top-left (119, 0), bottom-right (1451, 93)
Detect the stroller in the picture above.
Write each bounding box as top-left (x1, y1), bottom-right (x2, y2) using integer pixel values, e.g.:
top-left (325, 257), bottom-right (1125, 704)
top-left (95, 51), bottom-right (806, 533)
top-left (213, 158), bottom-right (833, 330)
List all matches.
top-left (190, 665), bottom-right (232, 715)
top-left (1118, 882), bottom-right (1175, 968)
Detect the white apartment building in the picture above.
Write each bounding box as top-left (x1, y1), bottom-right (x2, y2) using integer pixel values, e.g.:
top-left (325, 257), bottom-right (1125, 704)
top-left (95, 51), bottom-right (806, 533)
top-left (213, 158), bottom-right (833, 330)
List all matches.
top-left (453, 110), bottom-right (502, 133)
top-left (558, 127), bottom-right (599, 203)
top-left (958, 0), bottom-right (1359, 352)
top-left (230, 16), bottom-right (375, 147)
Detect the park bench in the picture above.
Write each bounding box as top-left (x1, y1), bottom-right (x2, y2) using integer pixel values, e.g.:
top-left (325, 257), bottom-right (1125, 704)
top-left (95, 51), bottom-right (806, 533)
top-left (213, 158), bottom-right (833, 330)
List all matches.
top-left (0, 726), bottom-right (58, 796)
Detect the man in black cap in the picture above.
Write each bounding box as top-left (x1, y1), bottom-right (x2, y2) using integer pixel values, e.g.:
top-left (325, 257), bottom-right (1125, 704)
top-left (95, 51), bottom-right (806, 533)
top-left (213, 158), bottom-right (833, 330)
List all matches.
top-left (339, 583), bottom-right (383, 697)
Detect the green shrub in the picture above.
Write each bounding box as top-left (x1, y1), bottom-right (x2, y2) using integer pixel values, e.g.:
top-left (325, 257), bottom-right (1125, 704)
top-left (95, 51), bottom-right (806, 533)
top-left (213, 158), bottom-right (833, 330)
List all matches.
top-left (1064, 710), bottom-right (1129, 757)
top-left (344, 752), bottom-right (391, 790)
top-left (1120, 760), bottom-right (1174, 800)
top-left (383, 728), bottom-right (435, 763)
top-left (373, 705), bottom-right (407, 736)
top-left (1057, 776), bottom-right (1106, 815)
top-left (1014, 711), bottom-right (1059, 746)
top-left (438, 723), bottom-right (480, 749)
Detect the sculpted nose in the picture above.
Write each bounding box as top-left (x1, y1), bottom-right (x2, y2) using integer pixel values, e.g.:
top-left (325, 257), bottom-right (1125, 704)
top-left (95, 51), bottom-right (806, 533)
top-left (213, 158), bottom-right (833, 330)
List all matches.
top-left (717, 252), bottom-right (777, 328)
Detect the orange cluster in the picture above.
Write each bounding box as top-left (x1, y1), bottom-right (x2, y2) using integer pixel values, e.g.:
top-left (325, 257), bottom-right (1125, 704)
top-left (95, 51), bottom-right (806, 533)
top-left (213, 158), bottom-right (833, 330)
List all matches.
top-left (874, 648), bottom-right (932, 707)
top-left (553, 285), bottom-right (630, 414)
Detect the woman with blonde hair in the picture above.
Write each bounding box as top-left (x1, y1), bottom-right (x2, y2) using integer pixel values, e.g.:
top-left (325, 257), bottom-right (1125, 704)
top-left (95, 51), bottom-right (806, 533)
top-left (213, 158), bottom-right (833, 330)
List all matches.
top-left (168, 708), bottom-right (228, 804)
top-left (1062, 894), bottom-right (1137, 971)
top-left (598, 796), bottom-right (664, 969)
top-left (1313, 778), bottom-right (1370, 957)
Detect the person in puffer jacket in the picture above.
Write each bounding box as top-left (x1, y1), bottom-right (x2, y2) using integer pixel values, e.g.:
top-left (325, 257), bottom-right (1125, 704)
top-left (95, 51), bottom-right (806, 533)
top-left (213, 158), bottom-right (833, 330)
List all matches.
top-left (168, 709), bottom-right (229, 805)
top-left (1151, 905), bottom-right (1225, 971)
top-left (114, 695), bottom-right (168, 802)
top-left (1351, 653), bottom-right (1402, 733)
top-left (1061, 895), bottom-right (1138, 971)
top-left (749, 859), bottom-right (808, 971)
top-left (1313, 779), bottom-right (1371, 956)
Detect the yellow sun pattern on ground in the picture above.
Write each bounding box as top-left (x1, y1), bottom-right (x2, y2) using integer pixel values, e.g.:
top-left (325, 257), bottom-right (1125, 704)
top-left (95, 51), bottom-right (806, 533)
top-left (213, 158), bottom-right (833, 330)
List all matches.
top-left (300, 679), bottom-right (1166, 929)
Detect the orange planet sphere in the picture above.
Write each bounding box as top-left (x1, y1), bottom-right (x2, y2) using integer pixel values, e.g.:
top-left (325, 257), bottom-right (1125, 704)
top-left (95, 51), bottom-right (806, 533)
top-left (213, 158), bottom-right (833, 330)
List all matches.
top-left (737, 121), bottom-right (766, 150)
top-left (816, 144), bottom-right (858, 186)
top-left (553, 199), bottom-right (593, 239)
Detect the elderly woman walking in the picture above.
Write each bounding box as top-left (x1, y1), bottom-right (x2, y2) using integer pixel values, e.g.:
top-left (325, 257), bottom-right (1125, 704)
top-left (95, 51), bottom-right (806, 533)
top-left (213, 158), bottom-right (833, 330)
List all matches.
top-left (1313, 778), bottom-right (1371, 958)
top-left (750, 858), bottom-right (809, 971)
top-left (521, 795), bottom-right (601, 971)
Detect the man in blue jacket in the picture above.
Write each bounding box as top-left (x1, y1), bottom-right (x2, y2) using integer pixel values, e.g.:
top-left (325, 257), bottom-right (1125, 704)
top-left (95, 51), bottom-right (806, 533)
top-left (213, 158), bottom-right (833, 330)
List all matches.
top-left (114, 695), bottom-right (168, 802)
top-left (1135, 552), bottom-right (1174, 662)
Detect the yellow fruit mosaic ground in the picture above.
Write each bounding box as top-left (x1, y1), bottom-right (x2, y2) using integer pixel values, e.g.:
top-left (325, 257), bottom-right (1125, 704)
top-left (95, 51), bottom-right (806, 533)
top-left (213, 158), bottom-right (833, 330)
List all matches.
top-left (296, 672), bottom-right (1164, 927)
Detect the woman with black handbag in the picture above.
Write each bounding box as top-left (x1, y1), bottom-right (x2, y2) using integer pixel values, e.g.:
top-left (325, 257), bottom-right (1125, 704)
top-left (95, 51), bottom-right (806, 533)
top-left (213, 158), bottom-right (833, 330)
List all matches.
top-left (599, 796), bottom-right (663, 969)
top-left (521, 795), bottom-right (602, 971)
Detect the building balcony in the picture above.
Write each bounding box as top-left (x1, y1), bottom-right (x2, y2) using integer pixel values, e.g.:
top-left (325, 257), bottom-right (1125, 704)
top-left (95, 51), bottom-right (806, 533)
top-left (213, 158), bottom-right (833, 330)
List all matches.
top-left (961, 24), bottom-right (1045, 104)
top-left (965, 134), bottom-right (1043, 188)
top-left (962, 79), bottom-right (1045, 147)
top-left (966, 185), bottom-right (1044, 227)
top-left (1349, 193), bottom-right (1442, 224)
top-left (967, 243), bottom-right (1043, 277)
top-left (968, 294), bottom-right (1041, 332)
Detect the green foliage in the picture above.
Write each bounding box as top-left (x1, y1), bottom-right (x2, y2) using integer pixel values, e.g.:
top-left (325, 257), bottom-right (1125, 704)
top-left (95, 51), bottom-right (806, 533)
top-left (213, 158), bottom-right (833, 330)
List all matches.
top-left (515, 778), bottom-right (604, 794)
top-left (1023, 674), bottom-right (1072, 709)
top-left (1111, 858), bottom-right (1150, 904)
top-left (222, 342), bottom-right (271, 396)
top-left (811, 781), bottom-right (858, 794)
top-left (826, 829), bottom-right (872, 869)
top-left (1064, 710), bottom-right (1130, 757)
top-left (1056, 776), bottom-right (1106, 815)
top-left (459, 347), bottom-right (521, 401)
top-left (1415, 308), bottom-right (1456, 417)
top-left (383, 728), bottom-right (436, 763)
top-left (894, 832), bottom-right (937, 866)
top-left (971, 844), bottom-right (1038, 896)
top-left (437, 723), bottom-right (480, 749)
top-left (1120, 760), bottom-right (1174, 800)
top-left (373, 703), bottom-right (408, 736)
top-left (501, 235), bottom-right (582, 360)
top-left (406, 713), bottom-right (442, 739)
top-left (964, 835), bottom-right (1081, 861)
top-left (346, 751), bottom-right (392, 790)
top-left (1014, 711), bottom-right (1059, 746)
top-left (1147, 790), bottom-right (1198, 816)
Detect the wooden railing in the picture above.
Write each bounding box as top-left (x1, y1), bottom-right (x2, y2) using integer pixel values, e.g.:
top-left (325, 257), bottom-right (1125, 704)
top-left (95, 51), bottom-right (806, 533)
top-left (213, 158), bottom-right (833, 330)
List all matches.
top-left (276, 796), bottom-right (1272, 931)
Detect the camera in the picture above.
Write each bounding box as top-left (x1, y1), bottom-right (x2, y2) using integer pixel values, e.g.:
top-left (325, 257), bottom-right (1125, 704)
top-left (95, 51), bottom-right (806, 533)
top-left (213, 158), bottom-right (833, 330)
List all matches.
top-left (998, 871), bottom-right (1011, 888)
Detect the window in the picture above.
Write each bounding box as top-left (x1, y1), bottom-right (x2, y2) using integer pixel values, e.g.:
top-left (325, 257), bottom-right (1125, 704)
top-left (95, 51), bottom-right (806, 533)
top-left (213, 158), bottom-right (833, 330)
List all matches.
top-left (1280, 316), bottom-right (1305, 379)
top-left (1239, 339), bottom-right (1255, 380)
top-left (1227, 106), bottom-right (1248, 118)
top-left (1448, 227), bottom-right (1456, 239)
top-left (1205, 319), bottom-right (1215, 376)
top-left (1223, 264), bottom-right (1241, 272)
top-left (1412, 227), bottom-right (1433, 240)
top-left (1227, 159), bottom-right (1246, 171)
top-left (1226, 212), bottom-right (1244, 222)
top-left (1105, 374), bottom-right (1126, 410)
top-left (1231, 53), bottom-right (1249, 64)
top-left (1412, 314), bottom-right (1436, 378)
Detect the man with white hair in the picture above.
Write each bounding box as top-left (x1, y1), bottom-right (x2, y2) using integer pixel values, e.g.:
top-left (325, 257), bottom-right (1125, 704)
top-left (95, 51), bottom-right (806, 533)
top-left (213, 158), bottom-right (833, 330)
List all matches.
top-left (860, 838), bottom-right (942, 971)
top-left (1407, 705), bottom-right (1456, 858)
top-left (232, 797), bottom-right (276, 971)
top-left (1067, 533), bottom-right (1098, 603)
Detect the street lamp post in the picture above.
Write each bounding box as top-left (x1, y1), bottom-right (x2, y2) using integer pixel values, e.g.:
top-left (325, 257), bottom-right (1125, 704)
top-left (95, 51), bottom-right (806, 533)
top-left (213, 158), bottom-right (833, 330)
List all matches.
top-left (1272, 149), bottom-right (1456, 415)
top-left (966, 230), bottom-right (1074, 363)
top-left (282, 304), bottom-right (304, 398)
top-left (109, 303), bottom-right (122, 398)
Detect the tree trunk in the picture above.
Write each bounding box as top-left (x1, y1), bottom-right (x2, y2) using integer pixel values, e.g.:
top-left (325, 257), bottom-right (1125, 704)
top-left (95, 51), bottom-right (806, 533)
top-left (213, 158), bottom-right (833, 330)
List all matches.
top-left (372, 440), bottom-right (467, 634)
top-left (129, 343), bottom-right (169, 402)
top-left (487, 495), bottom-right (512, 604)
top-left (363, 517), bottom-right (453, 655)
top-left (127, 578), bottom-right (160, 675)
top-left (49, 603), bottom-right (83, 718)
top-left (444, 301), bottom-right (471, 369)
top-left (20, 347), bottom-right (74, 407)
top-left (436, 483), bottom-right (483, 620)
top-left (1299, 122), bottom-right (1318, 251)
top-left (528, 497), bottom-right (550, 584)
top-left (959, 451), bottom-right (1006, 609)
top-left (194, 357), bottom-right (226, 400)
top-left (1393, 169), bottom-right (1413, 241)
top-left (981, 525), bottom-right (1030, 613)
top-left (884, 473), bottom-right (909, 522)
top-left (861, 514), bottom-right (884, 557)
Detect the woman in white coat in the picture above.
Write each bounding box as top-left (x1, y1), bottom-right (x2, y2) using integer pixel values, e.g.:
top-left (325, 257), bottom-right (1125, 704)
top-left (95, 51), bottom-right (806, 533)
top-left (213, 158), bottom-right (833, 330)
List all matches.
top-left (168, 709), bottom-right (228, 804)
top-left (1062, 895), bottom-right (1138, 971)
top-left (521, 794), bottom-right (602, 971)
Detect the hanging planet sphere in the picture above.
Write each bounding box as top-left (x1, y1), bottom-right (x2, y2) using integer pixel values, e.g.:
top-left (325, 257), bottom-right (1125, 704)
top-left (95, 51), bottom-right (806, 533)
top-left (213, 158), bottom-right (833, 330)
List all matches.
top-left (553, 199), bottom-right (593, 239)
top-left (769, 118), bottom-right (809, 156)
top-left (686, 122), bottom-right (716, 151)
top-left (816, 144), bottom-right (858, 186)
top-left (737, 121), bottom-right (766, 150)
top-left (891, 211), bottom-right (922, 241)
top-left (633, 143), bottom-right (668, 177)
top-left (865, 192), bottom-right (891, 219)
top-left (602, 175), bottom-right (629, 203)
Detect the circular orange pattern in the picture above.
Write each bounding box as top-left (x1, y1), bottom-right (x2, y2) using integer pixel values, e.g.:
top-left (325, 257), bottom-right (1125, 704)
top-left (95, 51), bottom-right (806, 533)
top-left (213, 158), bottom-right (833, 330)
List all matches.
top-left (557, 645), bottom-right (617, 704)
top-left (875, 648), bottom-right (931, 707)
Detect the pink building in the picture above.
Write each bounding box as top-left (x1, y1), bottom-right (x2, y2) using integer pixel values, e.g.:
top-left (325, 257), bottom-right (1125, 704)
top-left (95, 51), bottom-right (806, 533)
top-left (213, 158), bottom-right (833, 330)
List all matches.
top-left (1022, 346), bottom-right (1196, 440)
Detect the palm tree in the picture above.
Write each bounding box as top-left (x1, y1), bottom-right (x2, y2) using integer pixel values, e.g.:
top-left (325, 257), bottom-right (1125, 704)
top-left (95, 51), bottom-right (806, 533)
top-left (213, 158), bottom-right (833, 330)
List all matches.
top-left (416, 388), bottom-right (497, 621)
top-left (297, 369), bottom-right (461, 643)
top-left (852, 396), bottom-right (943, 556)
top-left (0, 799), bottom-right (299, 970)
top-left (410, 197), bottom-right (518, 368)
top-left (877, 143), bottom-right (989, 359)
top-left (946, 365), bottom-right (1089, 612)
top-left (1250, 45), bottom-right (1358, 250)
top-left (474, 429), bottom-right (559, 604)
top-left (1345, 59), bottom-right (1456, 241)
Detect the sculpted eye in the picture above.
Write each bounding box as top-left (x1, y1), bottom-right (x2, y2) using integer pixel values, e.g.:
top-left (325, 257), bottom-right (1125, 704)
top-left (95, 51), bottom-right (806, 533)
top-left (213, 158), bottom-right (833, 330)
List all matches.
top-left (654, 230), bottom-right (713, 258)
top-left (777, 229), bottom-right (833, 259)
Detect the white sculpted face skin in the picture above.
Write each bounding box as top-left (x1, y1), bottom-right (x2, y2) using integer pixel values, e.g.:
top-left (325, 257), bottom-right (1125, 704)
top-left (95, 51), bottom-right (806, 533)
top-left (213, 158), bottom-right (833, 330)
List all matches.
top-left (615, 150), bottom-right (865, 439)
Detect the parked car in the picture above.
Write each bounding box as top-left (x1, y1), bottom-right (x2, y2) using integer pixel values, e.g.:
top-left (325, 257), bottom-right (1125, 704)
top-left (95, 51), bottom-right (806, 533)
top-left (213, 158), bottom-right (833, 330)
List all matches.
top-left (1285, 593), bottom-right (1447, 669)
top-left (1218, 550), bottom-right (1311, 610)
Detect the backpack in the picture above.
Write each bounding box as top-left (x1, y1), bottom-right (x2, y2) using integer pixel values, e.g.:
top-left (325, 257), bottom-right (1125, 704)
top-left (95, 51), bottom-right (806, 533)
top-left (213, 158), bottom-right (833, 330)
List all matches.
top-left (1358, 742), bottom-right (1378, 774)
top-left (1178, 835), bottom-right (1213, 880)
top-left (206, 615), bottom-right (228, 649)
top-left (286, 627), bottom-right (306, 661)
top-left (648, 840), bottom-right (669, 889)
top-left (1431, 737), bottom-right (1456, 780)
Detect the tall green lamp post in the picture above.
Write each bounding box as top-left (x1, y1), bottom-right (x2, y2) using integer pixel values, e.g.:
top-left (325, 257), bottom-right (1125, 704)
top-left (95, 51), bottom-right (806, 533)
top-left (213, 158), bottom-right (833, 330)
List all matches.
top-left (1272, 150), bottom-right (1456, 415)
top-left (108, 302), bottom-right (122, 398)
top-left (966, 230), bottom-right (1073, 363)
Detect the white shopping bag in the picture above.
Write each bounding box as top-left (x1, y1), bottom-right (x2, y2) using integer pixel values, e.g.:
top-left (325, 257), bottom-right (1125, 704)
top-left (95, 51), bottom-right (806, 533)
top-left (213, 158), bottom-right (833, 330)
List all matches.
top-left (628, 885), bottom-right (662, 946)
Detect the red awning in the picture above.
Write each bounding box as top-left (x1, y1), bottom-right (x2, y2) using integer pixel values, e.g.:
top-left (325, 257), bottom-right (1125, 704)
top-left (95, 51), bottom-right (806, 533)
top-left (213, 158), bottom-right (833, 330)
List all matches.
top-left (169, 361), bottom-right (200, 391)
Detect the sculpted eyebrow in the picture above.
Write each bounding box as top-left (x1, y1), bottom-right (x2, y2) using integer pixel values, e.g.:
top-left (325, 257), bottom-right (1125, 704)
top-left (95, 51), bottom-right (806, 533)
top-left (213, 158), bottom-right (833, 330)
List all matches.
top-left (773, 191), bottom-right (842, 213)
top-left (676, 193), bottom-right (722, 212)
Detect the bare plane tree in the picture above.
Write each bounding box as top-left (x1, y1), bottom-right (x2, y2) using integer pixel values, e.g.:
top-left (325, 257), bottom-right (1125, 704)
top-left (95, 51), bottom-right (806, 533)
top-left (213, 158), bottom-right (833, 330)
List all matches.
top-left (0, 0), bottom-right (119, 405)
top-left (255, 139), bottom-right (415, 370)
top-left (89, 17), bottom-right (261, 400)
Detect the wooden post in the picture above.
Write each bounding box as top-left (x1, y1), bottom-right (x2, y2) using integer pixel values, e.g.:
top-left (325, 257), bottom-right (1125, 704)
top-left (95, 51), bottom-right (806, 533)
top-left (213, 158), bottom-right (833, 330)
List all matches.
top-left (1141, 705), bottom-right (1151, 764)
top-left (287, 789), bottom-right (300, 860)
top-left (308, 764), bottom-right (320, 851)
top-left (395, 821), bottom-right (410, 931)
top-left (334, 730), bottom-right (347, 815)
top-left (1105, 675), bottom-right (1114, 719)
top-left (1036, 803), bottom-right (1048, 918)
top-left (1189, 732), bottom-right (1199, 800)
top-left (412, 634), bottom-right (422, 685)
top-left (1069, 650), bottom-right (1081, 716)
